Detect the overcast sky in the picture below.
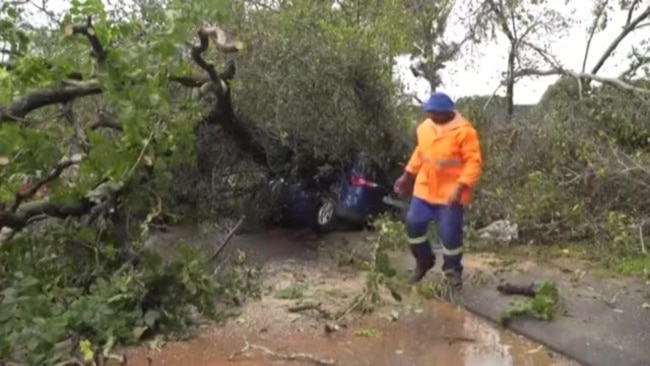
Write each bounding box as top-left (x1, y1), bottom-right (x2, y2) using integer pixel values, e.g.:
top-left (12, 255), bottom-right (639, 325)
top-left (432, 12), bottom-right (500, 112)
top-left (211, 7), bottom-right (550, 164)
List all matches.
top-left (395, 2), bottom-right (646, 104)
top-left (16, 1), bottom-right (648, 105)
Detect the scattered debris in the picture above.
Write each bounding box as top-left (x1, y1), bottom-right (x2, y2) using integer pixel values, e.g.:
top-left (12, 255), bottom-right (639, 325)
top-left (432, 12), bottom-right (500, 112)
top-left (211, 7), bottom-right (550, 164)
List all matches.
top-left (440, 335), bottom-right (476, 345)
top-left (475, 219), bottom-right (519, 243)
top-left (324, 322), bottom-right (339, 333)
top-left (388, 309), bottom-right (399, 321)
top-left (602, 291), bottom-right (621, 309)
top-left (498, 281), bottom-right (560, 325)
top-left (527, 345), bottom-right (544, 354)
top-left (497, 282), bottom-right (537, 298)
top-left (353, 328), bottom-right (382, 338)
top-left (287, 300), bottom-right (331, 319)
top-left (209, 215), bottom-right (246, 263)
top-left (228, 340), bottom-right (337, 365)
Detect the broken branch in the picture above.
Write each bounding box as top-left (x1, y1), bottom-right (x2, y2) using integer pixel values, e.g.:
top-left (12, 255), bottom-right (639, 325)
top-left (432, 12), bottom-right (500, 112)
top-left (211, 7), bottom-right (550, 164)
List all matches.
top-left (228, 340), bottom-right (337, 365)
top-left (202, 26), bottom-right (245, 54)
top-left (0, 180), bottom-right (124, 230)
top-left (192, 29), bottom-right (220, 83)
top-left (287, 301), bottom-right (332, 319)
top-left (497, 282), bottom-right (537, 298)
top-left (0, 81), bottom-right (102, 123)
top-left (514, 67), bottom-right (650, 94)
top-left (11, 154), bottom-right (84, 211)
top-left (190, 26), bottom-right (242, 96)
top-left (90, 110), bottom-right (123, 131)
top-left (0, 74), bottom-right (214, 124)
top-left (209, 215), bottom-right (246, 263)
top-left (590, 5), bottom-right (650, 75)
top-left (64, 16), bottom-right (106, 63)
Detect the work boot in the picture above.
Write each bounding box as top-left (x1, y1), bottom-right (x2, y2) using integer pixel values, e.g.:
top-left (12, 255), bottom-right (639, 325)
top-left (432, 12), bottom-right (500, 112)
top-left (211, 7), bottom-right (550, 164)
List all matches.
top-left (408, 260), bottom-right (434, 284)
top-left (444, 270), bottom-right (463, 290)
top-left (408, 243), bottom-right (434, 284)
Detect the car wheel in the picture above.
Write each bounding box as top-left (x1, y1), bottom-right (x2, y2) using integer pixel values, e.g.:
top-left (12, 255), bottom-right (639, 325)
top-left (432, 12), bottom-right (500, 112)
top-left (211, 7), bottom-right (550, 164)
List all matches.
top-left (313, 194), bottom-right (338, 233)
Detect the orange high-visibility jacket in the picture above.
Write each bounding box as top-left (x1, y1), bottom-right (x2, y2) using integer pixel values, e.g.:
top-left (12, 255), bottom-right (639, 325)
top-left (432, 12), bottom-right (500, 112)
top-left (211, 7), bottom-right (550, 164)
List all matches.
top-left (405, 113), bottom-right (482, 206)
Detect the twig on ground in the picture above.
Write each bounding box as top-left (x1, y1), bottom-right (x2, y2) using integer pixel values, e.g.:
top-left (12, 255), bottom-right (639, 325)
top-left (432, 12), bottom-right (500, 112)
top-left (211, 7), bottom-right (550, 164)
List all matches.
top-left (287, 301), bottom-right (332, 319)
top-left (497, 282), bottom-right (537, 298)
top-left (228, 340), bottom-right (337, 365)
top-left (602, 291), bottom-right (622, 309)
top-left (334, 292), bottom-right (369, 322)
top-left (209, 215), bottom-right (246, 263)
top-left (442, 335), bottom-right (476, 345)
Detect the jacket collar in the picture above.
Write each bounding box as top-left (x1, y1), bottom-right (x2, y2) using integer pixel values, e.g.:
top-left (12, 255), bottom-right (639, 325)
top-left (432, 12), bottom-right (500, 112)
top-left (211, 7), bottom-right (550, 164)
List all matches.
top-left (424, 112), bottom-right (470, 135)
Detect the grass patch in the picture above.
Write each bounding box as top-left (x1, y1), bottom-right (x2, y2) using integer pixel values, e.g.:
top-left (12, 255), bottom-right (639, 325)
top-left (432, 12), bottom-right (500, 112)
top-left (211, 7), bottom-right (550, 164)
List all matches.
top-left (416, 281), bottom-right (448, 300)
top-left (477, 242), bottom-right (649, 278)
top-left (274, 285), bottom-right (305, 300)
top-left (615, 255), bottom-right (650, 277)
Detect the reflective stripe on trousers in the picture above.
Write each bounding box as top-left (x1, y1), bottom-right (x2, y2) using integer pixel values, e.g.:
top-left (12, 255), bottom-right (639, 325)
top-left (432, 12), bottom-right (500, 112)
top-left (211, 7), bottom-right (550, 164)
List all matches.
top-left (405, 197), bottom-right (464, 273)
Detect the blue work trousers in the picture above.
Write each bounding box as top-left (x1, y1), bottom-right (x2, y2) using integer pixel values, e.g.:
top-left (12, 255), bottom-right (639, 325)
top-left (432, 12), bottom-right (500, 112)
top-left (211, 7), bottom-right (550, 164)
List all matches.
top-left (405, 197), bottom-right (464, 274)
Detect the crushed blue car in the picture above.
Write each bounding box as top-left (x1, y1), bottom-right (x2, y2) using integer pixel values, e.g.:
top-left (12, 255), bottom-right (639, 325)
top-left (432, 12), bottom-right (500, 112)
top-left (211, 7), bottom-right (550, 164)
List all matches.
top-left (267, 153), bottom-right (408, 232)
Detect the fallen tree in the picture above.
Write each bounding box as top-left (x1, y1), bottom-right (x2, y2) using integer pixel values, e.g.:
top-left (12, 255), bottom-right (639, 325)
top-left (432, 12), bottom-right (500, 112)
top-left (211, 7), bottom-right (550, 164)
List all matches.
top-left (0, 0), bottom-right (426, 362)
top-left (0, 3), bottom-right (274, 362)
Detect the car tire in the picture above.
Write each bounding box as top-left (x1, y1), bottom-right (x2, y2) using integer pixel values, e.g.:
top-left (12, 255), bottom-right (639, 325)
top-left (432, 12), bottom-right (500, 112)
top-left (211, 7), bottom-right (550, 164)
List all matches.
top-left (312, 194), bottom-right (338, 233)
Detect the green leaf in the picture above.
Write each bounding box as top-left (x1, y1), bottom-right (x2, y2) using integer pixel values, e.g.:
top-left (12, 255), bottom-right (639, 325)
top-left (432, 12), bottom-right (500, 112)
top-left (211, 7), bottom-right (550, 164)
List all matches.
top-left (132, 326), bottom-right (148, 341)
top-left (79, 339), bottom-right (94, 362)
top-left (144, 309), bottom-right (161, 328)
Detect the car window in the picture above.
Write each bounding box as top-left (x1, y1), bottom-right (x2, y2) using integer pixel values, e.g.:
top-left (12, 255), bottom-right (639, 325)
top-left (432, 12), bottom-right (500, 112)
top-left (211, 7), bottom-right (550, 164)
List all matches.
top-left (349, 153), bottom-right (381, 179)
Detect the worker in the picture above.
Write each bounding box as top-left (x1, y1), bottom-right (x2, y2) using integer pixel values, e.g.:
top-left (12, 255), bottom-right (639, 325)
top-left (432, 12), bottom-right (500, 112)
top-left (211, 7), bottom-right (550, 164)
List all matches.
top-left (393, 92), bottom-right (483, 288)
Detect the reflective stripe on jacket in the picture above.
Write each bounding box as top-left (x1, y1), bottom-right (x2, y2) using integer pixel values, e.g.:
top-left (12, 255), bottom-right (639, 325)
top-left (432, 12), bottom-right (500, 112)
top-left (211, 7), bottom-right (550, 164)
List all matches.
top-left (405, 113), bottom-right (482, 205)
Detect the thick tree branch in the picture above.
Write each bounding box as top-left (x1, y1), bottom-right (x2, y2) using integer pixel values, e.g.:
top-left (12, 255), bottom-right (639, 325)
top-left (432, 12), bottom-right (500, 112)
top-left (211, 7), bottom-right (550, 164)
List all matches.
top-left (191, 29), bottom-right (226, 96)
top-left (0, 180), bottom-right (124, 230)
top-left (190, 26), bottom-right (243, 97)
top-left (590, 5), bottom-right (650, 75)
top-left (582, 0), bottom-right (609, 73)
top-left (64, 16), bottom-right (106, 63)
top-left (485, 0), bottom-right (515, 42)
top-left (203, 26), bottom-right (245, 54)
top-left (514, 67), bottom-right (650, 94)
top-left (168, 74), bottom-right (211, 87)
top-left (0, 81), bottom-right (102, 123)
top-left (10, 155), bottom-right (84, 211)
top-left (90, 110), bottom-right (123, 131)
top-left (626, 0), bottom-right (643, 26)
top-left (63, 101), bottom-right (91, 153)
top-left (0, 73), bottom-right (213, 124)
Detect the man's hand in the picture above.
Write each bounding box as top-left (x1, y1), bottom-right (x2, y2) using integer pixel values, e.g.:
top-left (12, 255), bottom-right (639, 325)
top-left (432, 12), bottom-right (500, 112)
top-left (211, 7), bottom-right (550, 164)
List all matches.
top-left (393, 172), bottom-right (414, 197)
top-left (448, 183), bottom-right (466, 206)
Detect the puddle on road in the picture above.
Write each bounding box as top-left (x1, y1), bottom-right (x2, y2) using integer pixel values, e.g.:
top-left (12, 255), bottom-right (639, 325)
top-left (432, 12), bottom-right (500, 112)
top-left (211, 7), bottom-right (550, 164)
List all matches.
top-left (125, 300), bottom-right (576, 366)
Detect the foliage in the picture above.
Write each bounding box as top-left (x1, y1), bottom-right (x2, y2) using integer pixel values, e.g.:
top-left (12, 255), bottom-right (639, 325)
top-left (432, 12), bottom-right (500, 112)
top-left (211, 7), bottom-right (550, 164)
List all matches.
top-left (499, 281), bottom-right (560, 326)
top-left (463, 78), bottom-right (650, 271)
top-left (228, 0), bottom-right (414, 175)
top-left (1, 0), bottom-right (257, 363)
top-left (2, 0), bottom-right (650, 363)
top-left (0, 227), bottom-right (260, 364)
top-left (333, 215), bottom-right (404, 317)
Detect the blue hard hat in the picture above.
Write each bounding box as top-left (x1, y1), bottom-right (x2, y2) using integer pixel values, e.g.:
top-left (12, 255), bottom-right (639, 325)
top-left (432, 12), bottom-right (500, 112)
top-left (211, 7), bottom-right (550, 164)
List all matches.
top-left (422, 92), bottom-right (455, 113)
